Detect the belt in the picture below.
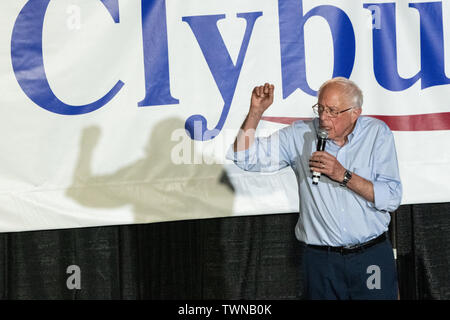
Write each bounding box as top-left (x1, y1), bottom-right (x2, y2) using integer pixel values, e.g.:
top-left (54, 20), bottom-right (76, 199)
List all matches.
top-left (307, 233), bottom-right (387, 255)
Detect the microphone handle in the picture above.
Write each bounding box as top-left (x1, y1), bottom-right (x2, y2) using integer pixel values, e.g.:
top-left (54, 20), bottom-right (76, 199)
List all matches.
top-left (312, 137), bottom-right (327, 184)
top-left (317, 138), bottom-right (326, 151)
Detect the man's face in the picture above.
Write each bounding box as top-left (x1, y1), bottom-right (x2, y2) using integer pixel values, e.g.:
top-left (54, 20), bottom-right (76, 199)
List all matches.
top-left (317, 85), bottom-right (361, 142)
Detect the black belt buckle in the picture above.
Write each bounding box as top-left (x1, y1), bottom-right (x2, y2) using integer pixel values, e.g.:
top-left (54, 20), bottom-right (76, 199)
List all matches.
top-left (341, 243), bottom-right (364, 255)
top-left (341, 233), bottom-right (386, 254)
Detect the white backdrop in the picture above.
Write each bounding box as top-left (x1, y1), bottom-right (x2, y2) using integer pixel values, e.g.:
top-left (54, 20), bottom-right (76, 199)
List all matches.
top-left (1, 0), bottom-right (450, 232)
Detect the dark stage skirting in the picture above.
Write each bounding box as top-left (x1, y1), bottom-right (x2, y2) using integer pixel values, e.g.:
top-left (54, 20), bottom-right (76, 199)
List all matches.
top-left (0, 203), bottom-right (449, 299)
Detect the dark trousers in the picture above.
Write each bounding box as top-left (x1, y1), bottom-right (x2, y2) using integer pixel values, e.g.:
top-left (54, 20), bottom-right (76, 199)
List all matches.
top-left (302, 238), bottom-right (398, 300)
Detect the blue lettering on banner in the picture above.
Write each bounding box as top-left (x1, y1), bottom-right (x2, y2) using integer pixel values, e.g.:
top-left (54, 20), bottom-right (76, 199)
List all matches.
top-left (364, 2), bottom-right (450, 91)
top-left (278, 0), bottom-right (356, 98)
top-left (182, 12), bottom-right (262, 141)
top-left (9, 0), bottom-right (450, 137)
top-left (11, 0), bottom-right (124, 115)
top-left (139, 0), bottom-right (179, 107)
top-left (100, 0), bottom-right (120, 23)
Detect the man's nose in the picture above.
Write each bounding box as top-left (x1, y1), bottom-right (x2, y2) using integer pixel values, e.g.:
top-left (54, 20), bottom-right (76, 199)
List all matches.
top-left (319, 110), bottom-right (329, 121)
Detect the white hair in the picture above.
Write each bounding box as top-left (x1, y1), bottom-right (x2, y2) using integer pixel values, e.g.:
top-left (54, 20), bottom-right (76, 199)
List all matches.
top-left (317, 77), bottom-right (363, 109)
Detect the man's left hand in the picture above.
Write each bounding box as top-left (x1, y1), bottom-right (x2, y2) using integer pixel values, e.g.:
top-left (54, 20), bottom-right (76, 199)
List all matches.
top-left (309, 151), bottom-right (346, 183)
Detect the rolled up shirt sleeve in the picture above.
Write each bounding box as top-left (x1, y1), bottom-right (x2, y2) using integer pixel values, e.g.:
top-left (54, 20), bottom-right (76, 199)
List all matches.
top-left (226, 125), bottom-right (294, 173)
top-left (368, 125), bottom-right (402, 212)
top-left (372, 175), bottom-right (402, 212)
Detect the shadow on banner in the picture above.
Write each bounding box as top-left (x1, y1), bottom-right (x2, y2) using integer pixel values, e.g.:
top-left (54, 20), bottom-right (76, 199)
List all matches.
top-left (66, 117), bottom-right (235, 224)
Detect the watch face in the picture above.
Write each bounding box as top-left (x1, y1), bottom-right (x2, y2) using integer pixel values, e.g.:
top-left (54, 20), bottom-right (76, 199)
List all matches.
top-left (340, 170), bottom-right (351, 187)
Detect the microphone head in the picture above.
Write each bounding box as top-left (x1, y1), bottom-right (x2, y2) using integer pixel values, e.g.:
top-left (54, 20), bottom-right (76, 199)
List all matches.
top-left (317, 128), bottom-right (328, 139)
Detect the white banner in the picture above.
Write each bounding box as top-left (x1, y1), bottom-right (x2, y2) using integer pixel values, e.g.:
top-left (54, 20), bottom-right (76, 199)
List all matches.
top-left (1, 0), bottom-right (450, 232)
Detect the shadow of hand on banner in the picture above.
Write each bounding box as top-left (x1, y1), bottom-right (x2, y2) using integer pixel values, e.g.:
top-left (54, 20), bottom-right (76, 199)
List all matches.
top-left (66, 117), bottom-right (234, 224)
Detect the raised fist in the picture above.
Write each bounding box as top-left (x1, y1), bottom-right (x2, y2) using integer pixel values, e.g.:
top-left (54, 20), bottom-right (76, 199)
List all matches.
top-left (250, 83), bottom-right (274, 115)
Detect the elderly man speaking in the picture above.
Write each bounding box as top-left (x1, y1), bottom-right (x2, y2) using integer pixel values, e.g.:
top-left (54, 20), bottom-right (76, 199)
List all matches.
top-left (227, 77), bottom-right (402, 300)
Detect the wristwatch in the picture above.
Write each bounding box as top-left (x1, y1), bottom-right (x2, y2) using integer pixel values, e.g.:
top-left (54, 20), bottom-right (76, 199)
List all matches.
top-left (340, 170), bottom-right (352, 187)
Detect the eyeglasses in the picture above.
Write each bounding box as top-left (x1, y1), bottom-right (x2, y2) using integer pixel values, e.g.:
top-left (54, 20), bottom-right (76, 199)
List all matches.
top-left (312, 103), bottom-right (353, 118)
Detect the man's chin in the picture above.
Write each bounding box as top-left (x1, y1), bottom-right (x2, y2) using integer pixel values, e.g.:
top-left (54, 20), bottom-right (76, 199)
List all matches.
top-left (320, 129), bottom-right (334, 140)
top-left (319, 126), bottom-right (332, 133)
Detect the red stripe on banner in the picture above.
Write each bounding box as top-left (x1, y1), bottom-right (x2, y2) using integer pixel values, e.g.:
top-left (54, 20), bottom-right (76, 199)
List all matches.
top-left (261, 112), bottom-right (450, 131)
top-left (367, 113), bottom-right (450, 131)
top-left (261, 116), bottom-right (312, 125)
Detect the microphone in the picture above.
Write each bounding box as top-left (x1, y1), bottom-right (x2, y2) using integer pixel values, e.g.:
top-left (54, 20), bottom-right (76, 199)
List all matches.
top-left (312, 128), bottom-right (328, 185)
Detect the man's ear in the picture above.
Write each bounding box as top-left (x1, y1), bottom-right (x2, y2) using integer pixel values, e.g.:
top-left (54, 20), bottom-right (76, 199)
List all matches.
top-left (352, 108), bottom-right (362, 121)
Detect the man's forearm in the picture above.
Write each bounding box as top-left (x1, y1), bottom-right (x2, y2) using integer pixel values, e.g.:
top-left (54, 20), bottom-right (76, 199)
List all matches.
top-left (233, 111), bottom-right (263, 152)
top-left (346, 173), bottom-right (375, 203)
top-left (233, 83), bottom-right (274, 152)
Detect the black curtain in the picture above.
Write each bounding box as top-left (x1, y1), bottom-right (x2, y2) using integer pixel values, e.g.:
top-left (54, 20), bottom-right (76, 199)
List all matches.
top-left (0, 203), bottom-right (449, 299)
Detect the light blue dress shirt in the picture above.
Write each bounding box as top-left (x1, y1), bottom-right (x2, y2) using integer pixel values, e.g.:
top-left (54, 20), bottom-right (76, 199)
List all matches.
top-left (227, 116), bottom-right (402, 246)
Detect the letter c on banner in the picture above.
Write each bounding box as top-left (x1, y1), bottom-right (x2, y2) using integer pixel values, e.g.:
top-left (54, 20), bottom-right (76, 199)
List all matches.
top-left (11, 0), bottom-right (124, 115)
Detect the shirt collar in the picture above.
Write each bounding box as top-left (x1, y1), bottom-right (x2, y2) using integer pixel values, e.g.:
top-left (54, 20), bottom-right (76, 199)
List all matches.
top-left (347, 116), bottom-right (362, 144)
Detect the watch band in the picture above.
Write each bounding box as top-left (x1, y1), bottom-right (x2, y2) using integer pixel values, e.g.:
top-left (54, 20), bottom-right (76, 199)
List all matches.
top-left (340, 170), bottom-right (352, 187)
